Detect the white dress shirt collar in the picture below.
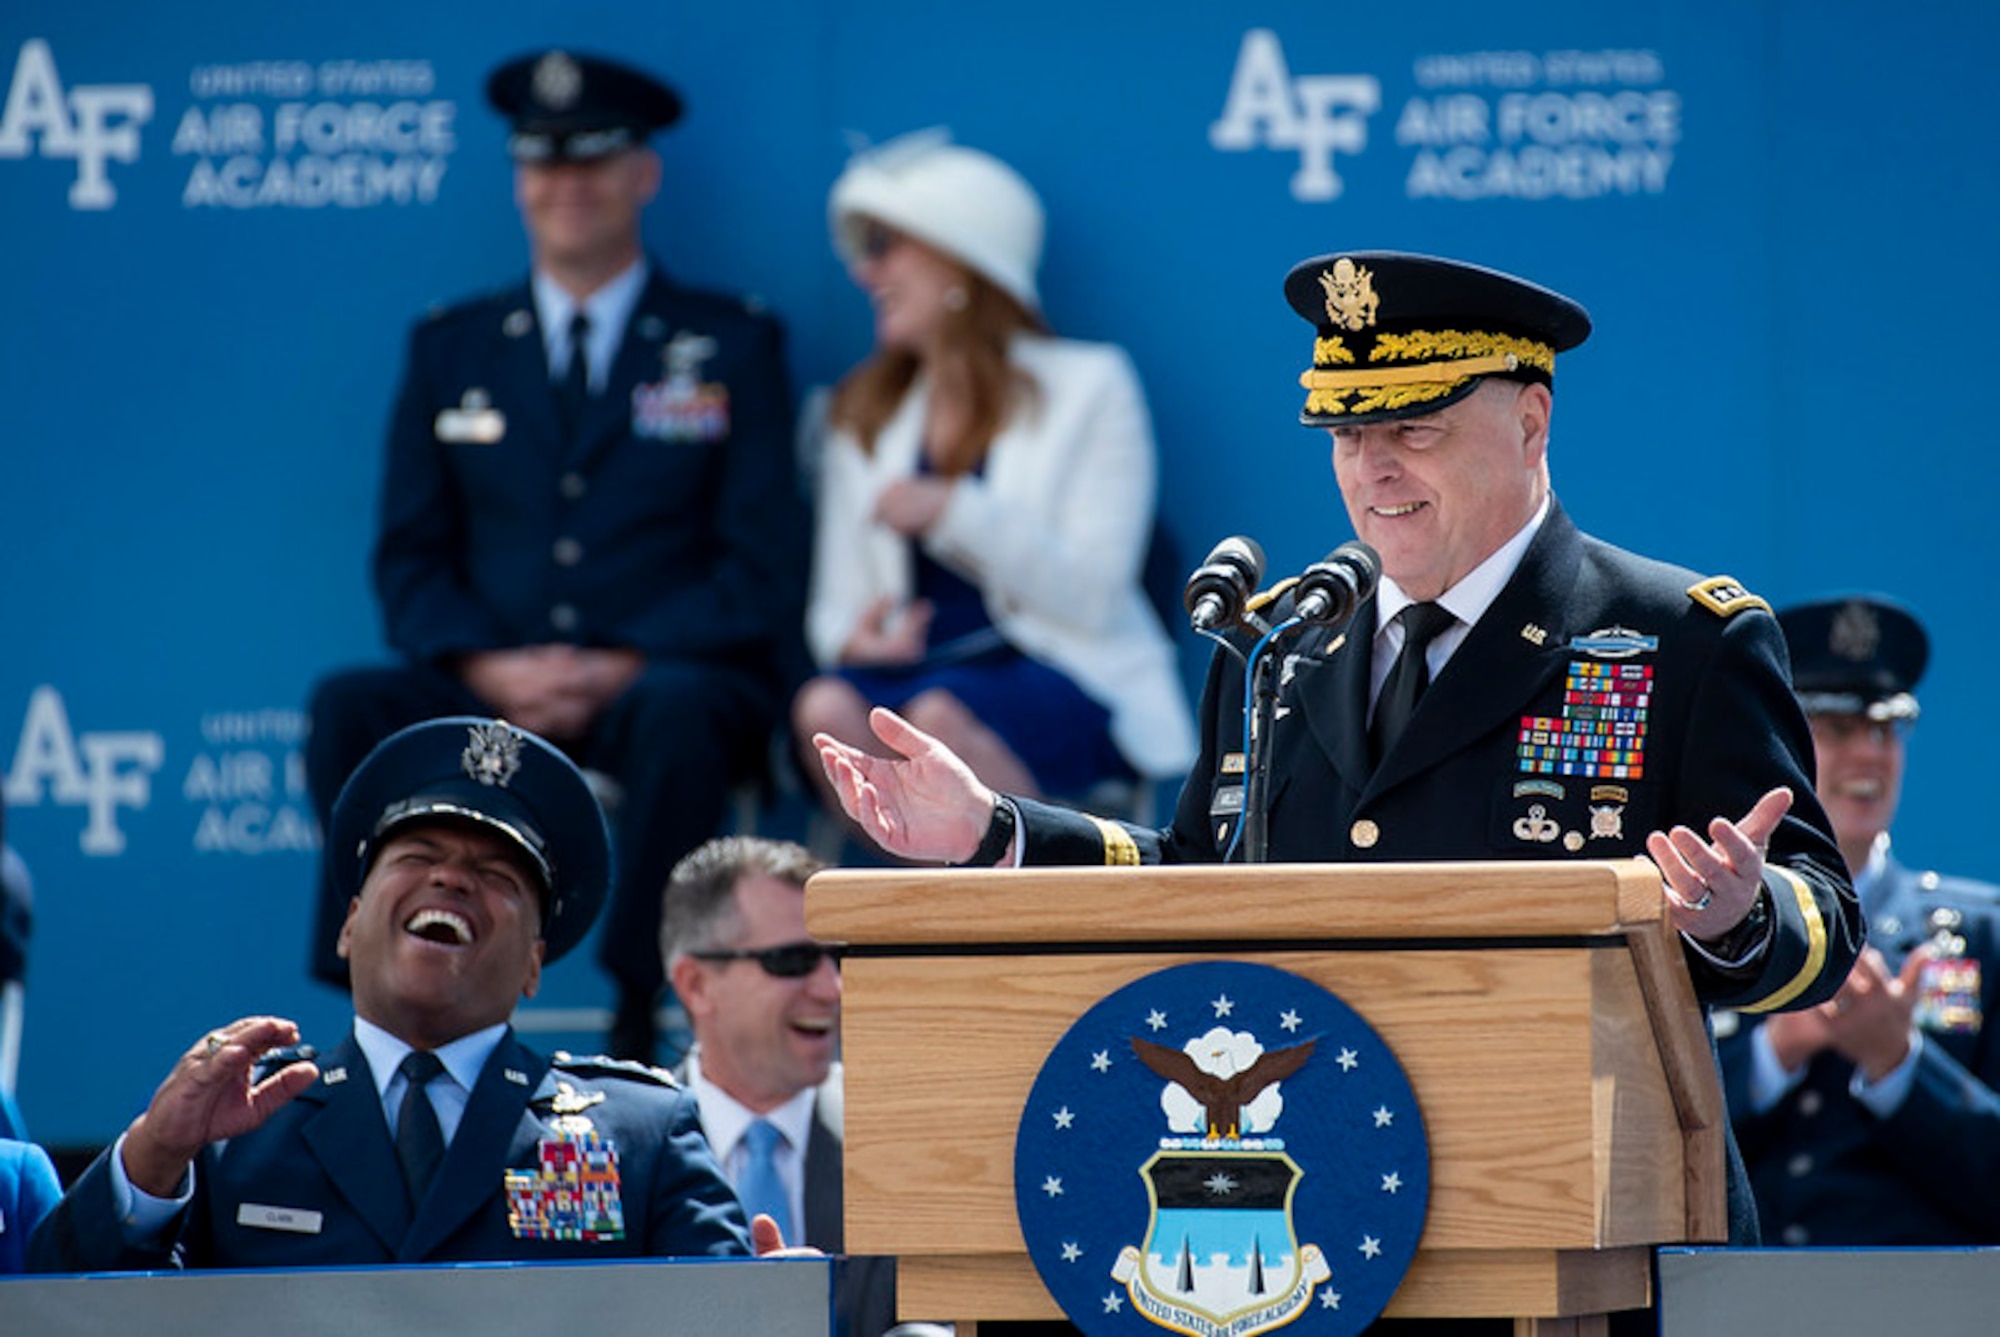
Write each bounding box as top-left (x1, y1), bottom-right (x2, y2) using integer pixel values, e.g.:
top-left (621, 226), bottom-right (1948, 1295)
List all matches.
top-left (1369, 492), bottom-right (1552, 698)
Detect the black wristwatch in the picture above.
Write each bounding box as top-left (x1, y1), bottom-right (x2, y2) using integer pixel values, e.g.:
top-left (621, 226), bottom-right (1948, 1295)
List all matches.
top-left (960, 797), bottom-right (1018, 867)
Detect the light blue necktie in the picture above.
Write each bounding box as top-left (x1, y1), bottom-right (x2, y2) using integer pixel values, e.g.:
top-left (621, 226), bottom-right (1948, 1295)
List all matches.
top-left (737, 1118), bottom-right (794, 1242)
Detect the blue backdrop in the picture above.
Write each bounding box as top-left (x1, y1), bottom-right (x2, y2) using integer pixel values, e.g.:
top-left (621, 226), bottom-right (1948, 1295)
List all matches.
top-left (5, 2), bottom-right (1996, 1148)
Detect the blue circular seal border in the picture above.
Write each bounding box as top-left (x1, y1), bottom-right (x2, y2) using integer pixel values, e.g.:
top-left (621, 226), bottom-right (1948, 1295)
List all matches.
top-left (1014, 960), bottom-right (1429, 1337)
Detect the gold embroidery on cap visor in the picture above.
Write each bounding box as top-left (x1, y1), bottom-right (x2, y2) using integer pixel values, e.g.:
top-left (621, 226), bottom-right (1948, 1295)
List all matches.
top-left (1300, 329), bottom-right (1556, 418)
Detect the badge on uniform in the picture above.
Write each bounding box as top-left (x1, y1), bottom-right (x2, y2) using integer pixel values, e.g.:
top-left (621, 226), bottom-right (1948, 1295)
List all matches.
top-left (434, 387), bottom-right (507, 445)
top-left (632, 330), bottom-right (731, 442)
top-left (505, 1081), bottom-right (627, 1241)
top-left (1517, 653), bottom-right (1652, 781)
top-left (1915, 911), bottom-right (1983, 1034)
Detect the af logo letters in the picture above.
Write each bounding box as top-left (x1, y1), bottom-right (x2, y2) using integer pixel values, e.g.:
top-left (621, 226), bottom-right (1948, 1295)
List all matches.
top-left (4, 686), bottom-right (164, 854)
top-left (0, 38), bottom-right (154, 208)
top-left (1210, 29), bottom-right (1380, 201)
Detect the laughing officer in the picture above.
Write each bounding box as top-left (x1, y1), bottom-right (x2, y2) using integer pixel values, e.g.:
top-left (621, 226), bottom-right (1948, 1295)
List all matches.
top-left (812, 251), bottom-right (1862, 1246)
top-left (303, 48), bottom-right (809, 1064)
top-left (31, 717), bottom-right (800, 1271)
top-left (1721, 595), bottom-right (2000, 1244)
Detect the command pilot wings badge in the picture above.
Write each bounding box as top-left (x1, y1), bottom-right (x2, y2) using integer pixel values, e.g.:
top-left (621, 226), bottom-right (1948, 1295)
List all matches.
top-left (1016, 962), bottom-right (1428, 1337)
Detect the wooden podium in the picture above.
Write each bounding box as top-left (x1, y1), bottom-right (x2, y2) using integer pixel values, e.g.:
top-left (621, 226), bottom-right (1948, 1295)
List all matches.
top-left (806, 859), bottom-right (1725, 1336)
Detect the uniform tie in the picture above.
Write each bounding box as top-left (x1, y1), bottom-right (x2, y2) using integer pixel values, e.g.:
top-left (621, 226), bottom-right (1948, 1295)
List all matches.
top-left (395, 1050), bottom-right (447, 1209)
top-left (558, 310), bottom-right (592, 439)
top-left (736, 1118), bottom-right (794, 1243)
top-left (1369, 601), bottom-right (1456, 767)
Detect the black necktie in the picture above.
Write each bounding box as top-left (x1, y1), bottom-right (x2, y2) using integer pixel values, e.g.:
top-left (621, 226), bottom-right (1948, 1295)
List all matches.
top-left (1369, 601), bottom-right (1456, 767)
top-left (558, 310), bottom-right (591, 438)
top-left (395, 1050), bottom-right (447, 1209)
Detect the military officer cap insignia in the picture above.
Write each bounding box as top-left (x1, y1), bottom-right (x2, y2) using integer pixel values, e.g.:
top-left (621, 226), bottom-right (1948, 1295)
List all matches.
top-left (486, 49), bottom-right (683, 164)
top-left (327, 717), bottom-right (613, 963)
top-left (1283, 251), bottom-right (1591, 427)
top-left (1778, 594), bottom-right (1929, 722)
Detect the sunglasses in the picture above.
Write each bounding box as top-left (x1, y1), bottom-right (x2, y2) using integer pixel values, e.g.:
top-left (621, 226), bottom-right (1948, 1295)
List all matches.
top-left (858, 220), bottom-right (906, 262)
top-left (691, 940), bottom-right (846, 978)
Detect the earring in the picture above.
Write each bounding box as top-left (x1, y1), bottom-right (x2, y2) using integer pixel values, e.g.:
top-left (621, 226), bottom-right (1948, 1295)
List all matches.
top-left (943, 286), bottom-right (969, 312)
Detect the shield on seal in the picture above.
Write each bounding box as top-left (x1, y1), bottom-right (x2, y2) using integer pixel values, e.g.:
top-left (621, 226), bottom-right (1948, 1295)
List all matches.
top-left (1115, 1148), bottom-right (1330, 1337)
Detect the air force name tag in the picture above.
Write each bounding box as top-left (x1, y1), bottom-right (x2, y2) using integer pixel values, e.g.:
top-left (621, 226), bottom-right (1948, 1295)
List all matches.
top-left (1015, 961), bottom-right (1428, 1337)
top-left (237, 1203), bottom-right (324, 1234)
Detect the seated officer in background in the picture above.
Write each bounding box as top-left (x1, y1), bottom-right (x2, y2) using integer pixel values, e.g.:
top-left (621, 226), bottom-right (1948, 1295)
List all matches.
top-left (816, 251), bottom-right (1862, 1247)
top-left (665, 837), bottom-right (934, 1337)
top-left (32, 717), bottom-right (793, 1271)
top-left (1721, 595), bottom-right (2000, 1244)
top-left (305, 49), bottom-right (807, 1063)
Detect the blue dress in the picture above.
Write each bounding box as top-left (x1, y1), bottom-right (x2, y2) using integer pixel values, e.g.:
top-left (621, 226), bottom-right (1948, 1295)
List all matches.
top-left (836, 454), bottom-right (1131, 798)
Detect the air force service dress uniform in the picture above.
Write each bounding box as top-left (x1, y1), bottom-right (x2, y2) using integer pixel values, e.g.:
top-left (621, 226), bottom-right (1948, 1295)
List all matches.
top-left (1002, 254), bottom-right (1862, 1245)
top-left (305, 53), bottom-right (808, 1016)
top-left (32, 1036), bottom-right (749, 1270)
top-left (31, 718), bottom-right (752, 1271)
top-left (1719, 596), bottom-right (2000, 1244)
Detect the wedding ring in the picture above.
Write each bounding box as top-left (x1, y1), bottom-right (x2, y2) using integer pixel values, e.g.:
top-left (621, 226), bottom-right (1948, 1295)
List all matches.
top-left (1689, 883), bottom-right (1715, 912)
top-left (203, 1033), bottom-right (225, 1059)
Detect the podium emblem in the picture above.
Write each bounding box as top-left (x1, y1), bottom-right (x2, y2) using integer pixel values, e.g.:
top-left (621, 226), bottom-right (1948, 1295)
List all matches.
top-left (1016, 961), bottom-right (1427, 1337)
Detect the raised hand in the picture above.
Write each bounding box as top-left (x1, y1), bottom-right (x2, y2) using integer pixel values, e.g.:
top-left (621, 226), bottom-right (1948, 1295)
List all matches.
top-left (1646, 786), bottom-right (1793, 940)
top-left (120, 1016), bottom-right (321, 1198)
top-left (813, 708), bottom-right (999, 864)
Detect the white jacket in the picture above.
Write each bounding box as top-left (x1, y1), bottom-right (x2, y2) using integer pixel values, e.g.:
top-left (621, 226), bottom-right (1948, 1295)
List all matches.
top-left (806, 335), bottom-right (1197, 779)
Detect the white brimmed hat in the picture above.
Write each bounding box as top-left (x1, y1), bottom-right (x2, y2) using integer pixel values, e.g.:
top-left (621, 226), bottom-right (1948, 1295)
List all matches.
top-left (830, 129), bottom-right (1045, 313)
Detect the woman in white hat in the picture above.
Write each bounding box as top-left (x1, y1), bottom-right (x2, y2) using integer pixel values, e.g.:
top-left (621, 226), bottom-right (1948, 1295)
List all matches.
top-left (793, 133), bottom-right (1194, 826)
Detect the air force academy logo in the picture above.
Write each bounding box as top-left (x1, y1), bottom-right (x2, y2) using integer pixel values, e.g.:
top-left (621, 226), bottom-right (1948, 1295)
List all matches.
top-left (1016, 962), bottom-right (1428, 1337)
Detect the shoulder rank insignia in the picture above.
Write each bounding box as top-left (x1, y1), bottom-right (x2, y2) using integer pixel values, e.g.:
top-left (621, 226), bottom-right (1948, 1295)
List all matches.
top-left (1686, 575), bottom-right (1772, 619)
top-left (551, 1051), bottom-right (682, 1088)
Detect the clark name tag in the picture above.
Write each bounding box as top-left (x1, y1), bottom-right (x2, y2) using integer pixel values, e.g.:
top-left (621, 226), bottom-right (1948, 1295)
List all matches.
top-left (237, 1203), bottom-right (324, 1234)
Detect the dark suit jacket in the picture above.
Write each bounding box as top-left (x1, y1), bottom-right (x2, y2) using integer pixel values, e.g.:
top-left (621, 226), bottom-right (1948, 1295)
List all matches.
top-left (30, 1030), bottom-right (749, 1271)
top-left (685, 1068), bottom-right (900, 1337)
top-left (373, 266), bottom-right (806, 678)
top-left (1013, 500), bottom-right (1862, 1242)
top-left (1720, 856), bottom-right (2000, 1243)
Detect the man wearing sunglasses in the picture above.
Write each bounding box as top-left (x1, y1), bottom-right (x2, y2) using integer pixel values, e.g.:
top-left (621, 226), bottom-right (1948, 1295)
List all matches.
top-left (1719, 596), bottom-right (2000, 1244)
top-left (664, 838), bottom-right (926, 1336)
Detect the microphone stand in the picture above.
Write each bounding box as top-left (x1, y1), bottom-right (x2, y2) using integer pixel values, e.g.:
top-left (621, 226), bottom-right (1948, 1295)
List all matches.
top-left (1239, 638), bottom-right (1282, 863)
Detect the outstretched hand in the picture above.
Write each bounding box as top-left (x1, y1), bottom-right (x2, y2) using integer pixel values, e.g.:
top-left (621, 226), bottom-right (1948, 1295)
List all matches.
top-left (120, 1016), bottom-right (320, 1198)
top-left (812, 708), bottom-right (999, 864)
top-left (1646, 786), bottom-right (1793, 940)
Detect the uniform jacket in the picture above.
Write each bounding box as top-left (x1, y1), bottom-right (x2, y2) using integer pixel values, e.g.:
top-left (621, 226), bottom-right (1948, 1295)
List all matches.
top-left (1011, 500), bottom-right (1861, 1244)
top-left (375, 266), bottom-right (806, 677)
top-left (30, 1030), bottom-right (750, 1271)
top-left (1, 1139), bottom-right (61, 1274)
top-left (1719, 855), bottom-right (2000, 1244)
top-left (806, 334), bottom-right (1196, 778)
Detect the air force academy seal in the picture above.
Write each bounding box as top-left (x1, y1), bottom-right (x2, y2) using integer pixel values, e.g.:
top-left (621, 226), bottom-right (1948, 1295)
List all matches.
top-left (1015, 961), bottom-right (1429, 1337)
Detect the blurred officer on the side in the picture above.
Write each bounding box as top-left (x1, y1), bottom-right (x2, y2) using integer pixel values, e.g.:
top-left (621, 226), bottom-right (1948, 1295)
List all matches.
top-left (304, 50), bottom-right (808, 1062)
top-left (0, 1139), bottom-right (61, 1273)
top-left (815, 251), bottom-right (1862, 1248)
top-left (1720, 595), bottom-right (2000, 1244)
top-left (31, 718), bottom-right (787, 1272)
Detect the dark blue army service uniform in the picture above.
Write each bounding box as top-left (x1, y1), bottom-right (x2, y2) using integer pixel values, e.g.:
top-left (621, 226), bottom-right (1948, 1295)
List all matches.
top-left (1003, 253), bottom-right (1861, 1250)
top-left (1017, 500), bottom-right (1856, 1010)
top-left (307, 269), bottom-right (807, 1004)
top-left (1719, 857), bottom-right (2000, 1244)
top-left (31, 1031), bottom-right (750, 1269)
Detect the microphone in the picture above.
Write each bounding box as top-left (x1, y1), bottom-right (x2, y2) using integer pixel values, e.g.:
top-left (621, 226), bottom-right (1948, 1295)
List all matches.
top-left (1184, 535), bottom-right (1266, 633)
top-left (1293, 540), bottom-right (1381, 625)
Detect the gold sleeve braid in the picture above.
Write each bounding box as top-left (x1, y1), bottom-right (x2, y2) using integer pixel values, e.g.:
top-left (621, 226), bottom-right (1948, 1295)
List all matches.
top-left (1087, 816), bottom-right (1141, 866)
top-left (1734, 867), bottom-right (1830, 1014)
